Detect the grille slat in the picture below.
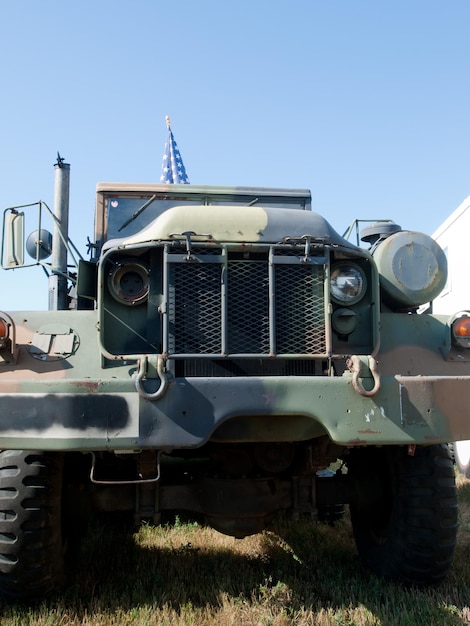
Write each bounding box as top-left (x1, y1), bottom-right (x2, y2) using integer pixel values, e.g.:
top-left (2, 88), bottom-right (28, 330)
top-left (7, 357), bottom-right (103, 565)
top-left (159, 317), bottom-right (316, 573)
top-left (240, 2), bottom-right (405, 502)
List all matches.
top-left (166, 246), bottom-right (326, 357)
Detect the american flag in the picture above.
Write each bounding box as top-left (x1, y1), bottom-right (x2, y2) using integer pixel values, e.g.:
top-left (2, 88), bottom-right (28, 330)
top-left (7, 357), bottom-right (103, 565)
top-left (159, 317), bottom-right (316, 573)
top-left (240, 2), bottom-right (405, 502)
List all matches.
top-left (160, 116), bottom-right (190, 184)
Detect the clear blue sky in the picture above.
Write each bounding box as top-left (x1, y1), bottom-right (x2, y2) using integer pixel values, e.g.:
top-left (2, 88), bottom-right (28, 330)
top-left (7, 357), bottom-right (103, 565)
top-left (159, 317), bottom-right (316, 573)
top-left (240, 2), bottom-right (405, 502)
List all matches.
top-left (1, 0), bottom-right (469, 310)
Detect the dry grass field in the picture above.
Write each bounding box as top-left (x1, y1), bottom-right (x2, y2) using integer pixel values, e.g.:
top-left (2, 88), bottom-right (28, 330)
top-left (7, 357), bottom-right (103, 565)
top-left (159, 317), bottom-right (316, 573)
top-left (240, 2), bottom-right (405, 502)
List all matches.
top-left (1, 474), bottom-right (470, 625)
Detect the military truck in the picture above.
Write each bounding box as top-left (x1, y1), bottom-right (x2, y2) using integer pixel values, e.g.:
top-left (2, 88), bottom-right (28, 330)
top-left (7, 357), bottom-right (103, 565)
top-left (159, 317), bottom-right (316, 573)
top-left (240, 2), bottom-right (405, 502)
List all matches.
top-left (1, 162), bottom-right (470, 602)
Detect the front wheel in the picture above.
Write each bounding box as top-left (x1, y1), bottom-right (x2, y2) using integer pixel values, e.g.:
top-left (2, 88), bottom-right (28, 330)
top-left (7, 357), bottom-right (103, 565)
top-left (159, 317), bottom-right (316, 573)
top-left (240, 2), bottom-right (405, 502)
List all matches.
top-left (348, 444), bottom-right (458, 586)
top-left (0, 450), bottom-right (65, 602)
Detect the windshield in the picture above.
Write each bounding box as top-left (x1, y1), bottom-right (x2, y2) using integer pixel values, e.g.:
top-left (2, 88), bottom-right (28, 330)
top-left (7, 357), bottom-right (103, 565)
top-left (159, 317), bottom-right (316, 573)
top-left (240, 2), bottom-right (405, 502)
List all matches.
top-left (97, 184), bottom-right (311, 243)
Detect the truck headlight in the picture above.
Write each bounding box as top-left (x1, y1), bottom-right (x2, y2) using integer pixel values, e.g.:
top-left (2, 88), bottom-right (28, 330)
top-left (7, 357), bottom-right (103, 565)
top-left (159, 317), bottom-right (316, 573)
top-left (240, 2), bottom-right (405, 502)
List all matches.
top-left (330, 262), bottom-right (367, 305)
top-left (108, 259), bottom-right (150, 306)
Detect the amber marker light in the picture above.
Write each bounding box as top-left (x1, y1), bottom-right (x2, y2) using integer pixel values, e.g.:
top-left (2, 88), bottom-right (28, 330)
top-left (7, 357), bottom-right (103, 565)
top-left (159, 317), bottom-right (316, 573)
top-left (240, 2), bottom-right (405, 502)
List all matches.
top-left (452, 316), bottom-right (470, 348)
top-left (0, 317), bottom-right (10, 350)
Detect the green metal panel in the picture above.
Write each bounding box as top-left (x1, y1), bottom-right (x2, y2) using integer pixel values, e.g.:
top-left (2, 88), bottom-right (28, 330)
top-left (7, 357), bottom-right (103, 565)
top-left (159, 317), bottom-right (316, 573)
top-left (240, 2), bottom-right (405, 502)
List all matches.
top-left (0, 310), bottom-right (469, 450)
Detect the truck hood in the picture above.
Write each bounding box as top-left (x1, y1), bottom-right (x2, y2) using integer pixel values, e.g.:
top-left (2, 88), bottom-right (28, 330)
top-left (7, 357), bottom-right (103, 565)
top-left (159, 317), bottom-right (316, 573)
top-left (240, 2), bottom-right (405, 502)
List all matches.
top-left (102, 204), bottom-right (357, 250)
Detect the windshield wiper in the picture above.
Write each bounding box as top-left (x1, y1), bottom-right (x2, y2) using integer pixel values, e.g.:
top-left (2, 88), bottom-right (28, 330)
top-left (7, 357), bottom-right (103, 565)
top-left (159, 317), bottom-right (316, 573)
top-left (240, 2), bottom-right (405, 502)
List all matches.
top-left (118, 194), bottom-right (157, 233)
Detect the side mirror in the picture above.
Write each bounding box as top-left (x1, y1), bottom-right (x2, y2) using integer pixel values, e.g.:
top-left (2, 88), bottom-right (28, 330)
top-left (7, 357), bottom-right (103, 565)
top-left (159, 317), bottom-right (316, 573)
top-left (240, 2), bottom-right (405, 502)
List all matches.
top-left (4, 210), bottom-right (25, 267)
top-left (2, 203), bottom-right (54, 269)
top-left (26, 229), bottom-right (53, 261)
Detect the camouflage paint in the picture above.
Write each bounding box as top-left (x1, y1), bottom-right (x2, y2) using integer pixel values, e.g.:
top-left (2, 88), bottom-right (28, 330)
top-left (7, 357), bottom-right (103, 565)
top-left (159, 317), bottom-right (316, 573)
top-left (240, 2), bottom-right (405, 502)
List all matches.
top-left (0, 308), bottom-right (469, 451)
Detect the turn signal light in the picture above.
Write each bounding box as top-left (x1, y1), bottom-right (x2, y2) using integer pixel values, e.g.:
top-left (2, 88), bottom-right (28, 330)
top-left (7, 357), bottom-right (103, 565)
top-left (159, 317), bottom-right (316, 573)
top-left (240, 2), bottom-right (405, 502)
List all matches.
top-left (0, 313), bottom-right (15, 359)
top-left (452, 316), bottom-right (470, 348)
top-left (0, 317), bottom-right (10, 350)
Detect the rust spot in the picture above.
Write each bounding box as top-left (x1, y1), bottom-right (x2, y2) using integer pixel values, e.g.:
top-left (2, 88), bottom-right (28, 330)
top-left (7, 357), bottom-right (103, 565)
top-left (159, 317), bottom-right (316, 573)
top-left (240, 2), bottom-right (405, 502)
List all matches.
top-left (73, 381), bottom-right (100, 392)
top-left (358, 429), bottom-right (381, 435)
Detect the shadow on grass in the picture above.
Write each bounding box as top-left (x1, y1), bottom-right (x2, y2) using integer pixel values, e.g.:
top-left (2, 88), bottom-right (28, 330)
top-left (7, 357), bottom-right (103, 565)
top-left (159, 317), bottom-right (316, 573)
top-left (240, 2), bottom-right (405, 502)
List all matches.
top-left (2, 507), bottom-right (464, 626)
top-left (1, 477), bottom-right (470, 623)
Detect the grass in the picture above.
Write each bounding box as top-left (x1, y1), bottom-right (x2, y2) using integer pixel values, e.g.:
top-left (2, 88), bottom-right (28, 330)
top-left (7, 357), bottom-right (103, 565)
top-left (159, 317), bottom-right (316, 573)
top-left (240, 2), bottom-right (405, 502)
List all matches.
top-left (1, 477), bottom-right (470, 625)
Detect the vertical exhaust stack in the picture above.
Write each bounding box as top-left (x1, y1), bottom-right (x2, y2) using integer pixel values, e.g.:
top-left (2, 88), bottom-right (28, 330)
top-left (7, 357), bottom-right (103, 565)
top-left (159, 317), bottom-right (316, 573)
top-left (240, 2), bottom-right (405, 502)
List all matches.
top-left (49, 154), bottom-right (70, 311)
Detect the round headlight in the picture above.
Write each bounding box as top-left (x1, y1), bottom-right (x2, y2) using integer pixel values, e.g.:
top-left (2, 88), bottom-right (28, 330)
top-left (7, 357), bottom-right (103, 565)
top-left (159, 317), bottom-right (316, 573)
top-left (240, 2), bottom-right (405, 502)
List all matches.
top-left (330, 263), bottom-right (367, 305)
top-left (108, 260), bottom-right (150, 306)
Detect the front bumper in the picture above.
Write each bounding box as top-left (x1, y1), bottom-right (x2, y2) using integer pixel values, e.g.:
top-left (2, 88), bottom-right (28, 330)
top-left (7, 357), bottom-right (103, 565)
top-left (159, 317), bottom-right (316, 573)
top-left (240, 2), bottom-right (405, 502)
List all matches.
top-left (0, 373), bottom-right (469, 451)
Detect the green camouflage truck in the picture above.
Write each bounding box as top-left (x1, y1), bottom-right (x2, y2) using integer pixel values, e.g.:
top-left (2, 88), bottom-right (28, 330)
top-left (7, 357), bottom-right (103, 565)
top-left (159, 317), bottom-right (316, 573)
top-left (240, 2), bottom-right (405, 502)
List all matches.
top-left (1, 165), bottom-right (470, 601)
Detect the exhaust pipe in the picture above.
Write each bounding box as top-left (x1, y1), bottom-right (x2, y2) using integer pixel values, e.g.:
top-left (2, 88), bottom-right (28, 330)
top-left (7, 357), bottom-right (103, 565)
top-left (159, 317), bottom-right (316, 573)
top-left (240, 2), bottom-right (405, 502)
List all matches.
top-left (48, 155), bottom-right (70, 311)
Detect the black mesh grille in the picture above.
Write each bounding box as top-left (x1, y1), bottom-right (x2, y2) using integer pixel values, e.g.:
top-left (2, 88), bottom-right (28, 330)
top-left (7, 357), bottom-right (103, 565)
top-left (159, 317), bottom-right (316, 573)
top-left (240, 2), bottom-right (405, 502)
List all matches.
top-left (166, 247), bottom-right (326, 356)
top-left (227, 262), bottom-right (270, 353)
top-left (275, 265), bottom-right (326, 354)
top-left (176, 359), bottom-right (322, 377)
top-left (168, 264), bottom-right (222, 353)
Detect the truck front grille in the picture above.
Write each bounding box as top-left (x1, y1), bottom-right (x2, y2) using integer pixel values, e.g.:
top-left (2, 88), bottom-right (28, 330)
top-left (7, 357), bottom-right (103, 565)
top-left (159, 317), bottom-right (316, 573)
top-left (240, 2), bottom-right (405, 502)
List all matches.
top-left (165, 245), bottom-right (328, 358)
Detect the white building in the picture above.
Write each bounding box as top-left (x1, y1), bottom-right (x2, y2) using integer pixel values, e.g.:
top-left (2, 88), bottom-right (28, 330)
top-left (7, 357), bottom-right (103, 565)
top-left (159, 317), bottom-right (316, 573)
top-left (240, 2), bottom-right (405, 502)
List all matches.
top-left (432, 195), bottom-right (470, 475)
top-left (432, 195), bottom-right (470, 314)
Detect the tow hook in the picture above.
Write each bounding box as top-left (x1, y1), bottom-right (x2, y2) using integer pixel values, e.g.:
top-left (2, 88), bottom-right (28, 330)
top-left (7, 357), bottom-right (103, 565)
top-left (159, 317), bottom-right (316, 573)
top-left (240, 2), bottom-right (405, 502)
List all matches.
top-left (134, 355), bottom-right (169, 400)
top-left (347, 354), bottom-right (381, 397)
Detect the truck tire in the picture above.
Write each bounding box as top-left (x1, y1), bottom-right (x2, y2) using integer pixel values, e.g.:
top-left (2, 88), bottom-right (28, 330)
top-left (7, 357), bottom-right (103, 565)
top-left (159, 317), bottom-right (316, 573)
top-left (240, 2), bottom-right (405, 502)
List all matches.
top-left (451, 440), bottom-right (470, 478)
top-left (348, 444), bottom-right (457, 586)
top-left (0, 450), bottom-right (65, 602)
